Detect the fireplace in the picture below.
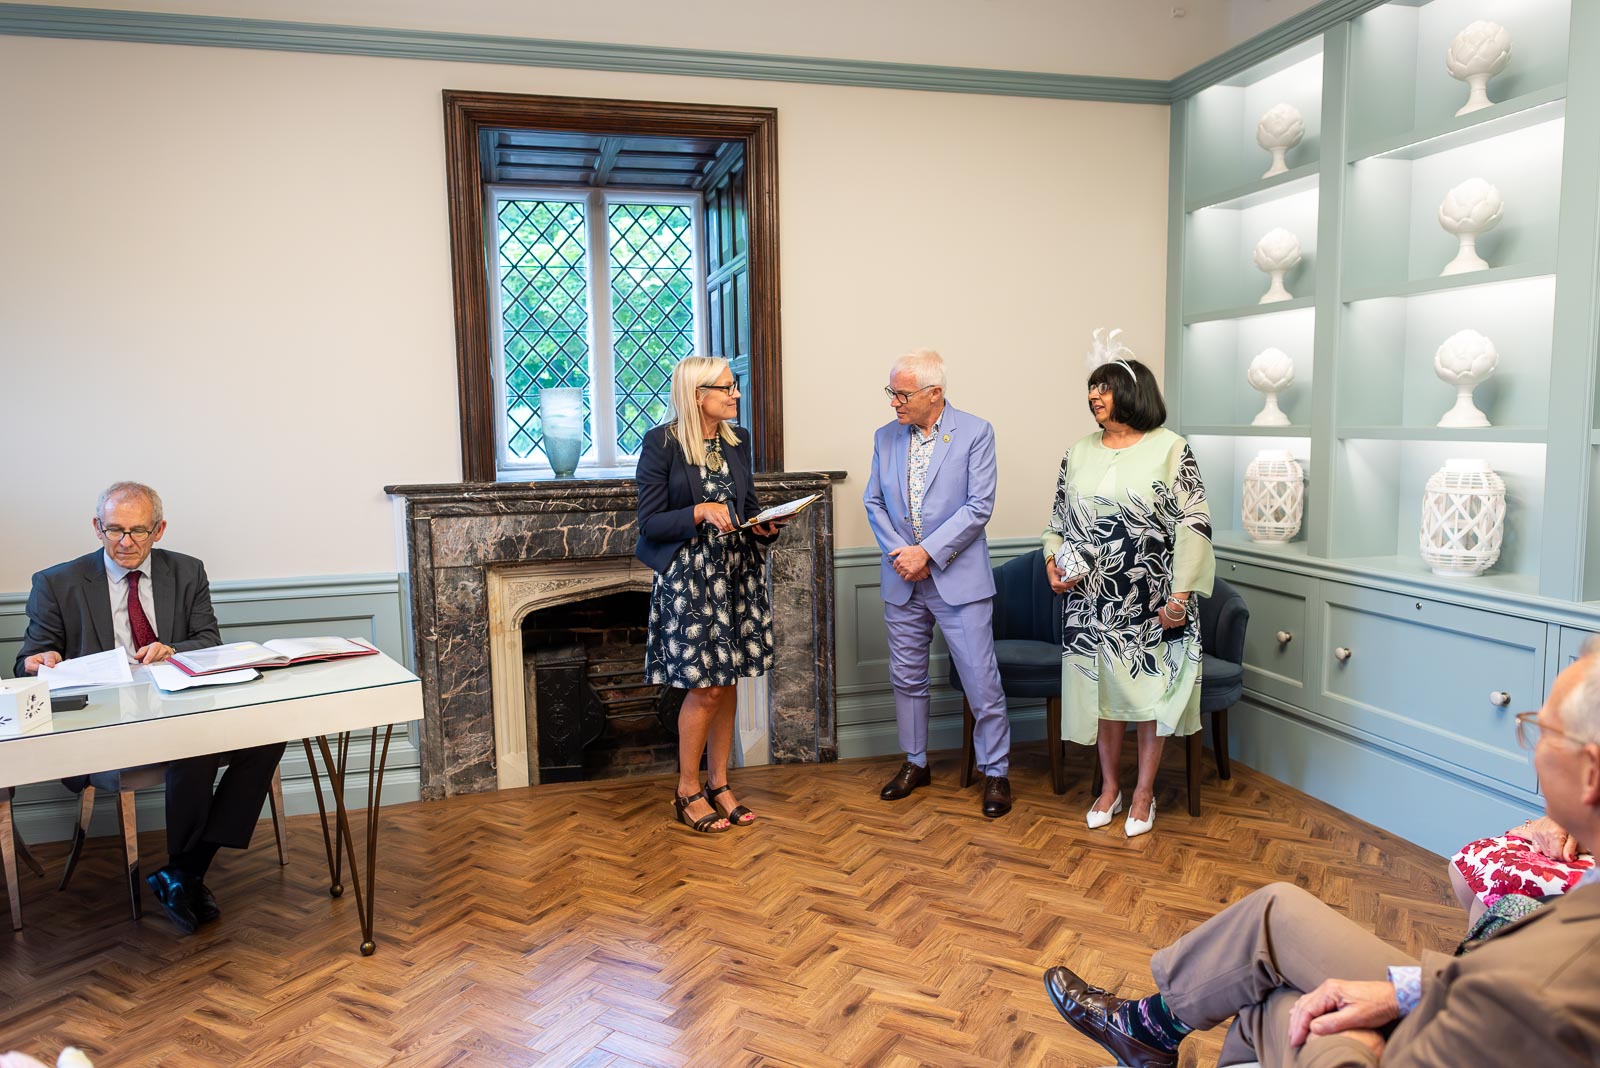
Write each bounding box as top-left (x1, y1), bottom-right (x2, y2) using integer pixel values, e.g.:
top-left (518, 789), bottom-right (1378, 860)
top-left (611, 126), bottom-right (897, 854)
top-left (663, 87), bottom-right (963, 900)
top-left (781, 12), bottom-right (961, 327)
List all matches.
top-left (385, 476), bottom-right (836, 799)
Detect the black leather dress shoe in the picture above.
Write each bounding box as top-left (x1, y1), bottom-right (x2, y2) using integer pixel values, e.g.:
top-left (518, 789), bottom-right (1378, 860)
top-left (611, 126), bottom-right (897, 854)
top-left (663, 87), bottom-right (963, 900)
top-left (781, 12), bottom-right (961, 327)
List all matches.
top-left (190, 880), bottom-right (221, 925)
top-left (879, 761), bottom-right (931, 800)
top-left (145, 866), bottom-right (199, 935)
top-left (982, 775), bottom-right (1013, 818)
top-left (1042, 966), bottom-right (1178, 1068)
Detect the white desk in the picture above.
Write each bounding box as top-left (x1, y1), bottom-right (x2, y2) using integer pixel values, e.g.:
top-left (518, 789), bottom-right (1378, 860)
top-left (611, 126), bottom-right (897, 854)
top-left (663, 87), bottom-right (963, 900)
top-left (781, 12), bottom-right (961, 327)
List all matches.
top-left (0, 654), bottom-right (421, 953)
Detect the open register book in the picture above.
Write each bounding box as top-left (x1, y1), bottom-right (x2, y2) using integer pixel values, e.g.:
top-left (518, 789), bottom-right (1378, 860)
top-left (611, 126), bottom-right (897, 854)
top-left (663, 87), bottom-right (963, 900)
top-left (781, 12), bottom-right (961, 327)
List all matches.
top-left (169, 637), bottom-right (377, 677)
top-left (732, 492), bottom-right (821, 531)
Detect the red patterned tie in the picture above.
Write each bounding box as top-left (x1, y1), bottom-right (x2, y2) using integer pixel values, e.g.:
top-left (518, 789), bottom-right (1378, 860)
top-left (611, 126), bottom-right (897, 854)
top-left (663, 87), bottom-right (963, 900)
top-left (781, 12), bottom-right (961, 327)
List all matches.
top-left (125, 571), bottom-right (158, 650)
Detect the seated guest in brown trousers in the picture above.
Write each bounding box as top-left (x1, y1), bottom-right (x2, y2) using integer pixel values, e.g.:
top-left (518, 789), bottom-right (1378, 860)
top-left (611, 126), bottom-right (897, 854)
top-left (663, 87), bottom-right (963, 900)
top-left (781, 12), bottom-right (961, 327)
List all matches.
top-left (15, 481), bottom-right (286, 935)
top-left (1042, 647), bottom-right (1600, 1068)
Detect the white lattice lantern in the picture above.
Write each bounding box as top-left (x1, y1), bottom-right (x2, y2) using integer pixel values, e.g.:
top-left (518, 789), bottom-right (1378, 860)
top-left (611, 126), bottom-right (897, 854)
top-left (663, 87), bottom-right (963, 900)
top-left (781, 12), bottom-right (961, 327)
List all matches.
top-left (1247, 347), bottom-right (1295, 426)
top-left (1256, 103), bottom-right (1305, 178)
top-left (1419, 458), bottom-right (1506, 577)
top-left (1253, 228), bottom-right (1302, 304)
top-left (1242, 450), bottom-right (1305, 543)
top-left (1446, 21), bottom-right (1512, 117)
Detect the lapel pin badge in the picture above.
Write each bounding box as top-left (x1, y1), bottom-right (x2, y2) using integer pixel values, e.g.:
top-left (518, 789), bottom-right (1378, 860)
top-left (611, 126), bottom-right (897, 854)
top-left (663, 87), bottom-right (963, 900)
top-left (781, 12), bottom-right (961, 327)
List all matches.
top-left (941, 434), bottom-right (951, 443)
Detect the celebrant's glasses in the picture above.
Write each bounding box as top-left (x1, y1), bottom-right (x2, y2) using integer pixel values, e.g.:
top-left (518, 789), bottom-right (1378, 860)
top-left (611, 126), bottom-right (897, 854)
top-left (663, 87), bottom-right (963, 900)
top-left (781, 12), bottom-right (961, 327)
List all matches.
top-left (699, 376), bottom-right (741, 395)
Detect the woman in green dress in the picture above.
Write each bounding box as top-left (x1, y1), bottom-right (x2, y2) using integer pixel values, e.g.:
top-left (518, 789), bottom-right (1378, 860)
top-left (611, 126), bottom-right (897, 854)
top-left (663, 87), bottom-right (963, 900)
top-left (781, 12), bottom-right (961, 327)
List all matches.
top-left (1042, 358), bottom-right (1214, 838)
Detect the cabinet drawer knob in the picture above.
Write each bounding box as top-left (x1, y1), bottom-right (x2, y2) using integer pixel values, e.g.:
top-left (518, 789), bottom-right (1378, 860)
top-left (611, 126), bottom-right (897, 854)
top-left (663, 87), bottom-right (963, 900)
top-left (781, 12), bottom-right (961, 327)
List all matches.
top-left (1335, 646), bottom-right (1352, 662)
top-left (1276, 630), bottom-right (1293, 646)
top-left (1490, 691), bottom-right (1511, 707)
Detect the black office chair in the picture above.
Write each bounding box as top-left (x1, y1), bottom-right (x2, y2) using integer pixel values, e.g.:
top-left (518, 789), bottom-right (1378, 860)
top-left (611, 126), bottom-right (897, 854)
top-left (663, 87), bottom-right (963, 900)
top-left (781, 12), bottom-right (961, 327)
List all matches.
top-left (1195, 575), bottom-right (1248, 785)
top-left (952, 552), bottom-right (1067, 793)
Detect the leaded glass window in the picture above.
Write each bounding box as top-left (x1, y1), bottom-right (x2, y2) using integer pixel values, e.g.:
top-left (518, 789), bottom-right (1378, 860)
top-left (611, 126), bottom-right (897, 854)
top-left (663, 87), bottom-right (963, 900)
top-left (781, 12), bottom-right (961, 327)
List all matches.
top-left (491, 189), bottom-right (705, 475)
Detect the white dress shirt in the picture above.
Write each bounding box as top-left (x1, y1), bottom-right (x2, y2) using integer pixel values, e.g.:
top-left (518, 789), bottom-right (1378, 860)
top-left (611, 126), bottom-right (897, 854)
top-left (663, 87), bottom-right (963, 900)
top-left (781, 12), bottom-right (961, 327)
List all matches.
top-left (102, 550), bottom-right (158, 655)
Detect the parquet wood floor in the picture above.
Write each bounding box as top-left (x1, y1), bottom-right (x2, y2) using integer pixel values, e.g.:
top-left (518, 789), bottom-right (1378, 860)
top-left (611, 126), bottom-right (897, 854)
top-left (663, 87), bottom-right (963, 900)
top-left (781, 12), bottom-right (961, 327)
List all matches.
top-left (0, 745), bottom-right (1462, 1067)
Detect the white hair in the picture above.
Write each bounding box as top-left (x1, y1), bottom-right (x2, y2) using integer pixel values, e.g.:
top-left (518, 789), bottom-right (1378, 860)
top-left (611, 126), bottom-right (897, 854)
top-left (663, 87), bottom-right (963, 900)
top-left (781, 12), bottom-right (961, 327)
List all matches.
top-left (1563, 639), bottom-right (1600, 743)
top-left (97, 481), bottom-right (164, 525)
top-left (890, 349), bottom-right (947, 390)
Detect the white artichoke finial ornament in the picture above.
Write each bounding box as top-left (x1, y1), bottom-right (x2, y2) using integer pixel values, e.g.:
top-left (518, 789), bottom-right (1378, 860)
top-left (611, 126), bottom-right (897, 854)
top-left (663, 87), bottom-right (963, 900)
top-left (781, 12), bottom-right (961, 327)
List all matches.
top-left (1446, 21), bottom-right (1512, 117)
top-left (1433, 329), bottom-right (1498, 428)
top-left (1247, 347), bottom-right (1295, 426)
top-left (1438, 178), bottom-right (1504, 276)
top-left (1256, 103), bottom-right (1305, 178)
top-left (1087, 327), bottom-right (1134, 371)
top-left (1253, 228), bottom-right (1302, 304)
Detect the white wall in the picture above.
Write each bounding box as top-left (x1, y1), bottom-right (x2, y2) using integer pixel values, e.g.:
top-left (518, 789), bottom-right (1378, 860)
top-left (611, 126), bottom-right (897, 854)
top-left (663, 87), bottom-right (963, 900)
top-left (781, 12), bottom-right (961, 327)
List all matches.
top-left (0, 34), bottom-right (1170, 589)
top-left (15, 0), bottom-right (1242, 80)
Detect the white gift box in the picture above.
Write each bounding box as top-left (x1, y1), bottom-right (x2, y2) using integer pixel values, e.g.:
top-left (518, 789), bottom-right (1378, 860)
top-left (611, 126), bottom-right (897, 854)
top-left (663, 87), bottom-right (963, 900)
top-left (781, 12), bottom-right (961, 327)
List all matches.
top-left (0, 676), bottom-right (52, 736)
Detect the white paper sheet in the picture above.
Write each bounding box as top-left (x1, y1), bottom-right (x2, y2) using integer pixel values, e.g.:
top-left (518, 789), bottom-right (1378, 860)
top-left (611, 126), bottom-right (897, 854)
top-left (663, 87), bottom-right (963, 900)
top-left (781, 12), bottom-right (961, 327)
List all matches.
top-left (38, 648), bottom-right (134, 692)
top-left (145, 662), bottom-right (262, 692)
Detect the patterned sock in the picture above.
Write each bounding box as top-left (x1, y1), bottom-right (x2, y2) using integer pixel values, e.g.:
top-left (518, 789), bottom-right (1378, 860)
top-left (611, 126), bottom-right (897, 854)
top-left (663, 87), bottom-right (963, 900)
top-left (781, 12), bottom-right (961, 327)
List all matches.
top-left (1111, 995), bottom-right (1192, 1053)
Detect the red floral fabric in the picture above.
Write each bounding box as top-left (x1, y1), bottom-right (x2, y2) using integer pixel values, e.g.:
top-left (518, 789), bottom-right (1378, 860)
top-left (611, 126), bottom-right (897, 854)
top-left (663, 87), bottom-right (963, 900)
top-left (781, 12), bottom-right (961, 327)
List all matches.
top-left (1452, 833), bottom-right (1595, 907)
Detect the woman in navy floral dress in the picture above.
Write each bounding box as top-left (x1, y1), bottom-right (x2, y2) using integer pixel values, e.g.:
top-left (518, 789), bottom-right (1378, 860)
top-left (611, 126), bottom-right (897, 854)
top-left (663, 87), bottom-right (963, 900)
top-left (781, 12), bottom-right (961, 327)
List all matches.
top-left (635, 357), bottom-right (785, 833)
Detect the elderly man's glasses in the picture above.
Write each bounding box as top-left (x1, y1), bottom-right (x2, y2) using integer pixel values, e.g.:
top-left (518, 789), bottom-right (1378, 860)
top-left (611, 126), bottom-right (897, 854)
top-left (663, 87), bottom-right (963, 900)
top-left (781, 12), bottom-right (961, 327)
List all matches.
top-left (885, 384), bottom-right (937, 405)
top-left (699, 375), bottom-right (741, 396)
top-left (1515, 710), bottom-right (1594, 751)
top-left (97, 521), bottom-right (155, 543)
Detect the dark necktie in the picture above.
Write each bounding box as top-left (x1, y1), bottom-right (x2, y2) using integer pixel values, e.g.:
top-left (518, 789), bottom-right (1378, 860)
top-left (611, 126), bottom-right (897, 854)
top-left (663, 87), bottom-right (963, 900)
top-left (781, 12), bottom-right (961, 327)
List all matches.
top-left (125, 571), bottom-right (158, 650)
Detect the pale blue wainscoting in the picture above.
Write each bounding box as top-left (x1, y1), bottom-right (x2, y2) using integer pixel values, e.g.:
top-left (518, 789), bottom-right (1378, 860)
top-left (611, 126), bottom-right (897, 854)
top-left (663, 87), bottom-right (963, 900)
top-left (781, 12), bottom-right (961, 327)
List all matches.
top-left (0, 573), bottom-right (416, 843)
top-left (834, 537), bottom-right (1052, 761)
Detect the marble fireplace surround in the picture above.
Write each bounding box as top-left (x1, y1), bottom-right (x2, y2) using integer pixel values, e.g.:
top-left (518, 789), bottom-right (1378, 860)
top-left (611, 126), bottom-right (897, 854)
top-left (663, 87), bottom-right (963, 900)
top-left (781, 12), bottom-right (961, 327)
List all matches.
top-left (385, 476), bottom-right (837, 799)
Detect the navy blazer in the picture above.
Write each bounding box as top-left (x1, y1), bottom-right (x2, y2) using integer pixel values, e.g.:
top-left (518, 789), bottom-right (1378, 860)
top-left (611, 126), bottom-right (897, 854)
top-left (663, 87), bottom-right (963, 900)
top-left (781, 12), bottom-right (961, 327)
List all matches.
top-left (634, 423), bottom-right (776, 573)
top-left (14, 548), bottom-right (222, 677)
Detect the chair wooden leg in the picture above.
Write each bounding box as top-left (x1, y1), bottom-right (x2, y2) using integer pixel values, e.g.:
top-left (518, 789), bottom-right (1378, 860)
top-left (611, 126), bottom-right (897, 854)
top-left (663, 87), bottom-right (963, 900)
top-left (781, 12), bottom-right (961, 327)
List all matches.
top-left (1046, 697), bottom-right (1066, 795)
top-left (959, 698), bottom-right (976, 789)
top-left (269, 766), bottom-right (288, 865)
top-left (1186, 732), bottom-right (1202, 817)
top-left (1213, 706), bottom-right (1232, 780)
top-left (1, 791), bottom-right (21, 931)
top-left (58, 786), bottom-right (97, 892)
top-left (117, 788), bottom-right (142, 921)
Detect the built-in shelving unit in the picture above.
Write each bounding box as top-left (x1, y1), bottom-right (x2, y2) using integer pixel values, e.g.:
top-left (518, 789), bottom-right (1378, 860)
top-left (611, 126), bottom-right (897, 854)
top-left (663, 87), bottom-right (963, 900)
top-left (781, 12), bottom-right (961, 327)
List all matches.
top-left (1165, 0), bottom-right (1599, 854)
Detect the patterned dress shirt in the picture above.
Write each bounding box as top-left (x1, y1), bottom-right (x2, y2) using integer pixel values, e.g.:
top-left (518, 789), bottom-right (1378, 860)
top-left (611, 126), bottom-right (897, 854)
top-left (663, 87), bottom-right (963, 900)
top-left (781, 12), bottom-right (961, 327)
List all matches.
top-left (907, 409), bottom-right (945, 543)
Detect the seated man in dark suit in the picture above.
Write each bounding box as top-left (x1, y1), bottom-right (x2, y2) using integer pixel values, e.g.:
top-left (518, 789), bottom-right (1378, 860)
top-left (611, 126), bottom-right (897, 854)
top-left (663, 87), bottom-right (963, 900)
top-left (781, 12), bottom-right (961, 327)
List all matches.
top-left (16, 481), bottom-right (286, 934)
top-left (1041, 647), bottom-right (1600, 1068)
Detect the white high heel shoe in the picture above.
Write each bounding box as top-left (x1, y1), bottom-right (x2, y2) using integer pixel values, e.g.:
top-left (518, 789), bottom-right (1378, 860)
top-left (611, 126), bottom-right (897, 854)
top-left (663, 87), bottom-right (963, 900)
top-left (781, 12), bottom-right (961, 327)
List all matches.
top-left (1124, 799), bottom-right (1156, 838)
top-left (1086, 791), bottom-right (1123, 829)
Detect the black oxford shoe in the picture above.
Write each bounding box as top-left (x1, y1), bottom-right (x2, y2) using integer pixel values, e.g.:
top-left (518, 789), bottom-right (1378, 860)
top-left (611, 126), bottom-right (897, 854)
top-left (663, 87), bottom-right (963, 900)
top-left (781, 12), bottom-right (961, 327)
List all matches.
top-left (879, 761), bottom-right (931, 800)
top-left (982, 775), bottom-right (1013, 818)
top-left (190, 880), bottom-right (221, 925)
top-left (1042, 966), bottom-right (1178, 1068)
top-left (145, 866), bottom-right (199, 935)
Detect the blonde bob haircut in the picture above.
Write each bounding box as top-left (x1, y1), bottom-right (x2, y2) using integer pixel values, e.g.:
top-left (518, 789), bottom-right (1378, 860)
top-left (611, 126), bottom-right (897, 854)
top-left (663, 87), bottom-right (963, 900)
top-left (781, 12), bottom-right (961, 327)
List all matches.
top-left (666, 355), bottom-right (741, 467)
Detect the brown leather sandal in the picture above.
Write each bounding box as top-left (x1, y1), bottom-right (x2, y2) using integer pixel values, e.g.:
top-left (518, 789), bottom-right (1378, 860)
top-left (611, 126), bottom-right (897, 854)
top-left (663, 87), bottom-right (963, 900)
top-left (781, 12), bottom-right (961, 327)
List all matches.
top-left (706, 783), bottom-right (756, 826)
top-left (673, 789), bottom-right (730, 833)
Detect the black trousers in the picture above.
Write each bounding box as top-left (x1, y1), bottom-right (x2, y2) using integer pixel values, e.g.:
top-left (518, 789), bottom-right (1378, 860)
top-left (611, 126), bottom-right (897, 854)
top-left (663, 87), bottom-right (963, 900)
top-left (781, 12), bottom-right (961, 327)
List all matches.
top-left (163, 742), bottom-right (288, 856)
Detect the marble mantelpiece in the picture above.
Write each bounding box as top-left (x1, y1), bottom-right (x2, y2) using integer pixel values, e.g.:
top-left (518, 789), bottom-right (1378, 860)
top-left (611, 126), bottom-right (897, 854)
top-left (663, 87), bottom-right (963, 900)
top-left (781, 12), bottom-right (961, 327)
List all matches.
top-left (386, 476), bottom-right (837, 799)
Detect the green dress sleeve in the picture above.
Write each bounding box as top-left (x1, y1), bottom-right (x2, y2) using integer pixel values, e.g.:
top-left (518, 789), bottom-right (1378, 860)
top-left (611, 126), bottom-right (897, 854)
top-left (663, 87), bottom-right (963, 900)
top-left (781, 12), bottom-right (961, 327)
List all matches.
top-left (1168, 439), bottom-right (1215, 600)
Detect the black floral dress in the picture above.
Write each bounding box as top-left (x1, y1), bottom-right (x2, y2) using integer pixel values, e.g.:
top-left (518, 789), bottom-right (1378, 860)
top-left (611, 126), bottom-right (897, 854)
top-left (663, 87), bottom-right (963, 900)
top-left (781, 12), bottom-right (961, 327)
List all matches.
top-left (1041, 427), bottom-right (1215, 745)
top-left (644, 437), bottom-right (775, 689)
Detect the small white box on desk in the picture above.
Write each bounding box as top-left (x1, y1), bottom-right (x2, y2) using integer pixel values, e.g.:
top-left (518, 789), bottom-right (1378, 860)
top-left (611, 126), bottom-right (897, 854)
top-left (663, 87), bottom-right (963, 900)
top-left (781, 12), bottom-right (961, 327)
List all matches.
top-left (0, 677), bottom-right (51, 736)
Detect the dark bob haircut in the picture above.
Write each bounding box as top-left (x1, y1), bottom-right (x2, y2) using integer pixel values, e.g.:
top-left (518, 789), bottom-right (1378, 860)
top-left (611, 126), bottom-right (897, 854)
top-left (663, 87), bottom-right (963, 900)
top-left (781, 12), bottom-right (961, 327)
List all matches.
top-left (1087, 358), bottom-right (1166, 432)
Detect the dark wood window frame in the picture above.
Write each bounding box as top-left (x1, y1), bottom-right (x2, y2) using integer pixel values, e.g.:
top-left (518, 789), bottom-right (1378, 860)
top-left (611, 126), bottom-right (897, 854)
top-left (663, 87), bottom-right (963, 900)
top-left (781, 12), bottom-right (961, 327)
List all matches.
top-left (443, 90), bottom-right (783, 480)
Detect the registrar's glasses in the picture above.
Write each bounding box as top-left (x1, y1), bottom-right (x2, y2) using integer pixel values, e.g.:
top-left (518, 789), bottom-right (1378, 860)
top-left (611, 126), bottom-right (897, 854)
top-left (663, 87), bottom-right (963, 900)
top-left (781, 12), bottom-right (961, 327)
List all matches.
top-left (885, 385), bottom-right (937, 405)
top-left (699, 375), bottom-right (741, 396)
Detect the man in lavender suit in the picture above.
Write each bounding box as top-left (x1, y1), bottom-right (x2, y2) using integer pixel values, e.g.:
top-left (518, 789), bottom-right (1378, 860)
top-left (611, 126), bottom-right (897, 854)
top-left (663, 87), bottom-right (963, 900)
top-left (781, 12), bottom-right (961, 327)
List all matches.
top-left (863, 350), bottom-right (1012, 818)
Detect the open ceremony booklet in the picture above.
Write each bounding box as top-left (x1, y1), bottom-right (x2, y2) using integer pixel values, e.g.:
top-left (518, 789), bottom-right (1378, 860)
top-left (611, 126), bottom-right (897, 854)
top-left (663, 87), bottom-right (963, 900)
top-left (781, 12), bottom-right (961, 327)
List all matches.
top-left (730, 492), bottom-right (821, 532)
top-left (169, 636), bottom-right (377, 677)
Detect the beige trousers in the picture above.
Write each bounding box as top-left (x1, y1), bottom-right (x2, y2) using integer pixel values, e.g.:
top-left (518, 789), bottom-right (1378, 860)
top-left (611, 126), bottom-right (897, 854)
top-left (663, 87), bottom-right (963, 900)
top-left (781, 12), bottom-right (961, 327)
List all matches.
top-left (1151, 883), bottom-right (1416, 1068)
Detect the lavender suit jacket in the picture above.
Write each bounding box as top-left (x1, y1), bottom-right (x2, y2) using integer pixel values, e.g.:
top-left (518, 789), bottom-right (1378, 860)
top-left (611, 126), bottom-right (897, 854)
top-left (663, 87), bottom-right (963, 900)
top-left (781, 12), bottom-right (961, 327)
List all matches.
top-left (862, 404), bottom-right (999, 608)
